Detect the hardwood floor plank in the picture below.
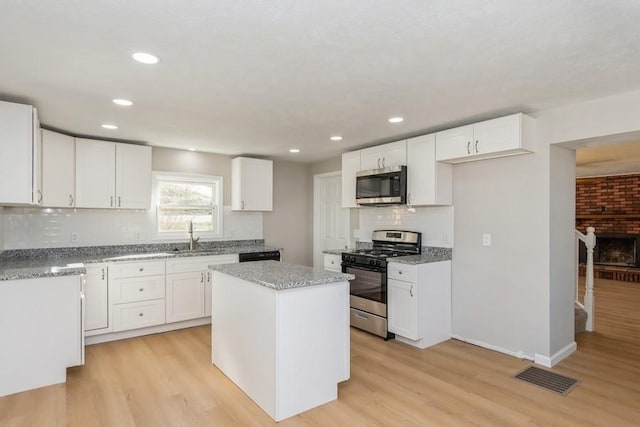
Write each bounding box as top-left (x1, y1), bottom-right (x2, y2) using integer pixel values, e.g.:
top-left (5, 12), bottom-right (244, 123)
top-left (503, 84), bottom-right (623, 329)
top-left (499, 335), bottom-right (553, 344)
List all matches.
top-left (2, 276), bottom-right (639, 426)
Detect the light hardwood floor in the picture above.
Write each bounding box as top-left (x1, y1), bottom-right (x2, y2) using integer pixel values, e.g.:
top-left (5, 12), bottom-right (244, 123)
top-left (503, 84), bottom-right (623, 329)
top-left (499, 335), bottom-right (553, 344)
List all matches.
top-left (2, 279), bottom-right (639, 426)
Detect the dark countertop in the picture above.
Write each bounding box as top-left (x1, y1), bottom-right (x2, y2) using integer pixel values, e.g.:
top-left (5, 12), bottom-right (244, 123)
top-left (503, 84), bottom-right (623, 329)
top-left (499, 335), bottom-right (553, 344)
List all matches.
top-left (0, 241), bottom-right (281, 281)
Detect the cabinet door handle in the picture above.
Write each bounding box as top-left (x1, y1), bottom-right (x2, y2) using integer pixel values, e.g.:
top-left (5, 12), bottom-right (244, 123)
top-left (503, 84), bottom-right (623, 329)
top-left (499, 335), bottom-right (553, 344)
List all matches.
top-left (410, 285), bottom-right (414, 297)
top-left (37, 190), bottom-right (43, 204)
top-left (69, 194), bottom-right (74, 206)
top-left (110, 196), bottom-right (113, 207)
top-left (398, 271), bottom-right (403, 275)
top-left (408, 193), bottom-right (411, 205)
top-left (201, 272), bottom-right (204, 284)
top-left (101, 268), bottom-right (105, 280)
top-left (241, 200), bottom-right (245, 210)
top-left (467, 141), bottom-right (471, 154)
top-left (355, 313), bottom-right (369, 320)
top-left (475, 140), bottom-right (479, 153)
top-left (138, 313), bottom-right (144, 317)
top-left (139, 268), bottom-right (144, 272)
top-left (377, 158), bottom-right (381, 168)
top-left (207, 271), bottom-right (211, 282)
top-left (118, 196), bottom-right (121, 207)
top-left (382, 157), bottom-right (385, 168)
top-left (139, 288), bottom-right (144, 292)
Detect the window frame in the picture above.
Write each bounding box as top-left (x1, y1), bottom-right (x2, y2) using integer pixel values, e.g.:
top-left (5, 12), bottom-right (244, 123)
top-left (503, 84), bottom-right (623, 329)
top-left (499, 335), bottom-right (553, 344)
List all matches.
top-left (152, 171), bottom-right (223, 240)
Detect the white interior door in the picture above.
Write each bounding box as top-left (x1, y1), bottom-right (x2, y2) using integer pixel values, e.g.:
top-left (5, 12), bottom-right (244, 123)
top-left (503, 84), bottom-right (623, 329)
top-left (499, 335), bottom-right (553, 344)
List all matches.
top-left (313, 172), bottom-right (350, 269)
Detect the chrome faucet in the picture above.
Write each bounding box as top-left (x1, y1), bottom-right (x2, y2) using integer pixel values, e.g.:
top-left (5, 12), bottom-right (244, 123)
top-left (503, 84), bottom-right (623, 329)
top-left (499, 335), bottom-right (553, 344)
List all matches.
top-left (188, 220), bottom-right (200, 251)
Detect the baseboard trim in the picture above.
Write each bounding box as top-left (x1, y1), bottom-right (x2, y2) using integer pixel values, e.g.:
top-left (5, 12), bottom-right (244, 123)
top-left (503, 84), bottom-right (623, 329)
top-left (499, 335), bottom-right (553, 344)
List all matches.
top-left (534, 341), bottom-right (577, 368)
top-left (85, 317), bottom-right (211, 345)
top-left (451, 334), bottom-right (533, 361)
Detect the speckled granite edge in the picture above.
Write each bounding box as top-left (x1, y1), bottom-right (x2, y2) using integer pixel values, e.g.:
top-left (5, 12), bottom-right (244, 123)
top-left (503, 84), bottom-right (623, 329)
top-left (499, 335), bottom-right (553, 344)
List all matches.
top-left (389, 247), bottom-right (452, 265)
top-left (0, 241), bottom-right (282, 281)
top-left (0, 239), bottom-right (266, 260)
top-left (211, 260), bottom-right (354, 290)
top-left (322, 249), bottom-right (347, 255)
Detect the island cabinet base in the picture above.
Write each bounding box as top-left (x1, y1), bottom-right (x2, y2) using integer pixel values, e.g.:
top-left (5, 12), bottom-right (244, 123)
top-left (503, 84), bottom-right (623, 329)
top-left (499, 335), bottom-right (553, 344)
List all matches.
top-left (212, 272), bottom-right (350, 422)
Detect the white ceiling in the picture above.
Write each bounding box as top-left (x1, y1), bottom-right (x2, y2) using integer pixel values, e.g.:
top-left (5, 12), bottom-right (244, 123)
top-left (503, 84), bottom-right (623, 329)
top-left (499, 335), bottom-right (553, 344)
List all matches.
top-left (577, 141), bottom-right (640, 177)
top-left (2, 1), bottom-right (640, 162)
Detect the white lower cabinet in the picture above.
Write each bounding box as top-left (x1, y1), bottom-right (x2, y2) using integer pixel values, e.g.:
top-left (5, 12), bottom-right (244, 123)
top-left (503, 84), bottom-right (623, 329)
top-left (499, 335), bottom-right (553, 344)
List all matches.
top-left (84, 265), bottom-right (109, 335)
top-left (323, 254), bottom-right (342, 272)
top-left (166, 254), bottom-right (238, 322)
top-left (387, 260), bottom-right (451, 349)
top-left (108, 260), bottom-right (166, 333)
top-left (112, 299), bottom-right (165, 332)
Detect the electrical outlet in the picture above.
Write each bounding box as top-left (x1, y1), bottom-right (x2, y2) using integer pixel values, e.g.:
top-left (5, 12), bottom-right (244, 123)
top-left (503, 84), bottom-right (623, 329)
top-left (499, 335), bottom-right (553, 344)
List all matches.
top-left (135, 232), bottom-right (143, 240)
top-left (353, 229), bottom-right (359, 239)
top-left (71, 232), bottom-right (79, 243)
top-left (482, 233), bottom-right (491, 246)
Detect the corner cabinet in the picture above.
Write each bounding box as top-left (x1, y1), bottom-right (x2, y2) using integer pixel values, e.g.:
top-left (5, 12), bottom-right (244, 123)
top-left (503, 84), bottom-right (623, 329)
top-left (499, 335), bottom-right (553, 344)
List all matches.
top-left (41, 129), bottom-right (76, 208)
top-left (360, 140), bottom-right (407, 170)
top-left (232, 157), bottom-right (273, 211)
top-left (406, 134), bottom-right (452, 206)
top-left (435, 113), bottom-right (535, 163)
top-left (387, 260), bottom-right (451, 349)
top-left (0, 100), bottom-right (41, 205)
top-left (75, 139), bottom-right (151, 209)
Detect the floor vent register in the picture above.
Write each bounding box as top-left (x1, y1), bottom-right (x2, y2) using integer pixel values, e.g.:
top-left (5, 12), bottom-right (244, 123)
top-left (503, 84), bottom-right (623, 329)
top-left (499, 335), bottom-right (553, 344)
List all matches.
top-left (513, 366), bottom-right (579, 396)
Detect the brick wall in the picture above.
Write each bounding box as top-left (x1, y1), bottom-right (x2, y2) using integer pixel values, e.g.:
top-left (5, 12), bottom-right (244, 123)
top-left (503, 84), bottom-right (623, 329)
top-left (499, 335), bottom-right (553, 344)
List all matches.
top-left (576, 174), bottom-right (640, 234)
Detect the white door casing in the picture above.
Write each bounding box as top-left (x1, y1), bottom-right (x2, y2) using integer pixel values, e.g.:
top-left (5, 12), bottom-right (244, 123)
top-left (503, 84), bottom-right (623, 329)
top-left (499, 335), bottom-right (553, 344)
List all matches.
top-left (313, 171), bottom-right (350, 269)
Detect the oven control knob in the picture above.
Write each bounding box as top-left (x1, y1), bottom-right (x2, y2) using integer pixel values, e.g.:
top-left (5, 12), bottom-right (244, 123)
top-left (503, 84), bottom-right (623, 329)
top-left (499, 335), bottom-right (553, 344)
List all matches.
top-left (368, 259), bottom-right (375, 266)
top-left (376, 260), bottom-right (381, 266)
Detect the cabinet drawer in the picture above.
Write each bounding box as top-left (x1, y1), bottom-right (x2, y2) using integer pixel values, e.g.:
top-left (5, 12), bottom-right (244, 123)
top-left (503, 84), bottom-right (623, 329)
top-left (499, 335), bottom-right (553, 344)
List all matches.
top-left (324, 254), bottom-right (342, 271)
top-left (110, 275), bottom-right (165, 303)
top-left (166, 254), bottom-right (238, 274)
top-left (387, 263), bottom-right (417, 282)
top-left (112, 299), bottom-right (165, 332)
top-left (109, 260), bottom-right (165, 279)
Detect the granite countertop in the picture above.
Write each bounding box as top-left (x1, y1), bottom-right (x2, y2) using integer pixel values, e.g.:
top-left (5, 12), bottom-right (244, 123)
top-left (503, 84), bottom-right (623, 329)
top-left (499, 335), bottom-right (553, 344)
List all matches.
top-left (322, 249), bottom-right (348, 255)
top-left (210, 260), bottom-right (354, 290)
top-left (0, 241), bottom-right (280, 281)
top-left (388, 247), bottom-right (453, 265)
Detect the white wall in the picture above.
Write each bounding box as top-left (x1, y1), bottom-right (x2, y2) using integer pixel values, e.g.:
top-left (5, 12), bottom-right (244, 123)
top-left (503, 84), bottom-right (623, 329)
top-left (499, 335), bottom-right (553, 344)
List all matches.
top-left (549, 144), bottom-right (576, 356)
top-left (264, 160), bottom-right (312, 266)
top-left (451, 144), bottom-right (550, 360)
top-left (357, 205), bottom-right (453, 247)
top-left (0, 207), bottom-right (4, 252)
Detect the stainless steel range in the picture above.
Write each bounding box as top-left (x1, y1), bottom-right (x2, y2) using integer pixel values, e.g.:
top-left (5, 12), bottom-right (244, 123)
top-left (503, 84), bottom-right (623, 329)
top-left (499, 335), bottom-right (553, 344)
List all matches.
top-left (342, 230), bottom-right (421, 339)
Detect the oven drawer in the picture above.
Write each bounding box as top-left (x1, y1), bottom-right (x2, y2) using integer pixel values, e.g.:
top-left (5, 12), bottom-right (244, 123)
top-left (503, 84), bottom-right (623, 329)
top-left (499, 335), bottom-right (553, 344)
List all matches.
top-left (350, 308), bottom-right (387, 338)
top-left (387, 262), bottom-right (417, 283)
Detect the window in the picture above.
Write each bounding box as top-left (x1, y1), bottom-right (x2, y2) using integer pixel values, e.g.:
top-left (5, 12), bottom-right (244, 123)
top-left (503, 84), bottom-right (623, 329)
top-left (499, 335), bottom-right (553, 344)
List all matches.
top-left (153, 172), bottom-right (223, 239)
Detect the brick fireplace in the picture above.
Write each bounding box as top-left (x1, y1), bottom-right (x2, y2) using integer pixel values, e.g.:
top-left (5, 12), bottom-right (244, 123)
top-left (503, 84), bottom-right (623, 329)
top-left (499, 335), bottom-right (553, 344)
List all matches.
top-left (577, 174), bottom-right (640, 282)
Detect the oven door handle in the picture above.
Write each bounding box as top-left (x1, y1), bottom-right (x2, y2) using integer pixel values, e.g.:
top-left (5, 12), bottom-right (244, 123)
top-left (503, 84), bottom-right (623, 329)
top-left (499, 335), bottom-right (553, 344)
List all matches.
top-left (343, 264), bottom-right (386, 274)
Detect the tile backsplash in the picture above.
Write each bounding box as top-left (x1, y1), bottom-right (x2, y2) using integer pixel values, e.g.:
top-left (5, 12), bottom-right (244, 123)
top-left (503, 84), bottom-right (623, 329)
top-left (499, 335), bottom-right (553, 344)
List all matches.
top-left (1, 206), bottom-right (263, 250)
top-left (357, 205), bottom-right (453, 247)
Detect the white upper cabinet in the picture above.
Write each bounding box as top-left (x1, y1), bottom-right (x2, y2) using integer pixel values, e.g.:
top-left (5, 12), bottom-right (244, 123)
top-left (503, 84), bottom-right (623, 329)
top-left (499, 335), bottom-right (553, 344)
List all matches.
top-left (406, 134), bottom-right (452, 206)
top-left (115, 143), bottom-right (152, 209)
top-left (341, 151), bottom-right (360, 208)
top-left (76, 139), bottom-right (151, 209)
top-left (435, 113), bottom-right (535, 163)
top-left (360, 140), bottom-right (407, 170)
top-left (41, 130), bottom-right (75, 208)
top-left (232, 157), bottom-right (273, 211)
top-left (0, 100), bottom-right (40, 205)
top-left (75, 139), bottom-right (116, 208)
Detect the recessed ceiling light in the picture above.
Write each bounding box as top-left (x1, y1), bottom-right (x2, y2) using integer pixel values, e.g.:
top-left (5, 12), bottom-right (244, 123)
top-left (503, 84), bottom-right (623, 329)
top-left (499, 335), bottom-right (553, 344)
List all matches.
top-left (289, 148), bottom-right (300, 153)
top-left (330, 136), bottom-right (343, 141)
top-left (388, 117), bottom-right (404, 123)
top-left (101, 124), bottom-right (118, 130)
top-left (132, 52), bottom-right (159, 64)
top-left (113, 98), bottom-right (133, 106)
top-left (188, 148), bottom-right (197, 152)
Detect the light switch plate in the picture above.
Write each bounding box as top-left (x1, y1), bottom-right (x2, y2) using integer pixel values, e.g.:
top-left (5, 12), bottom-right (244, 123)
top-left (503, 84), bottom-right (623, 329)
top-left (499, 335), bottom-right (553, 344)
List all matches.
top-left (482, 233), bottom-right (491, 246)
top-left (70, 232), bottom-right (79, 243)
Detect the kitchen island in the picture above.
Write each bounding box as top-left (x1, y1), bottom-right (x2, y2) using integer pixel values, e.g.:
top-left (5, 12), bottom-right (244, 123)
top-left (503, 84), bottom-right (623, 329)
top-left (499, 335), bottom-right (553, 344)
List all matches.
top-left (209, 261), bottom-right (353, 422)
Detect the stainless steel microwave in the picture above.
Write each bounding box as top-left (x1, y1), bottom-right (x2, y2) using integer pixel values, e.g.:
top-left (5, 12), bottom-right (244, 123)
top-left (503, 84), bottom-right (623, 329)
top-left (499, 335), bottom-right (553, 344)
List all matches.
top-left (356, 166), bottom-right (407, 206)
